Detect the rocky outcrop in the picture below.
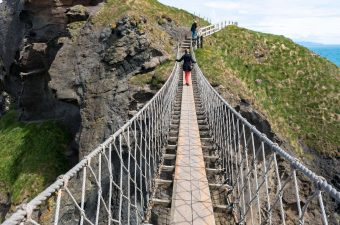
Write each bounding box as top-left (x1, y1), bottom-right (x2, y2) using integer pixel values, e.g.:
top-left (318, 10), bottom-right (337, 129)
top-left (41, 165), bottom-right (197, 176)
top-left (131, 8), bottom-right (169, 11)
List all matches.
top-left (0, 0), bottom-right (183, 219)
top-left (66, 5), bottom-right (89, 22)
top-left (51, 15), bottom-right (173, 157)
top-left (0, 0), bottom-right (177, 156)
top-left (0, 190), bottom-right (10, 222)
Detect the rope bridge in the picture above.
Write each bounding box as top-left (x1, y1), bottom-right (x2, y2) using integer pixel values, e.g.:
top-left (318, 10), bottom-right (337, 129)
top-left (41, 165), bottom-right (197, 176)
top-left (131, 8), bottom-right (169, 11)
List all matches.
top-left (3, 37), bottom-right (340, 225)
top-left (3, 48), bottom-right (182, 225)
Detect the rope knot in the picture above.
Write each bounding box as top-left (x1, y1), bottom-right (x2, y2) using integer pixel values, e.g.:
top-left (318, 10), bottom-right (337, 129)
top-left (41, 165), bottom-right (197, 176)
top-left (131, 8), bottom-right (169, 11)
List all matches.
top-left (61, 175), bottom-right (70, 188)
top-left (84, 155), bottom-right (92, 165)
top-left (291, 158), bottom-right (300, 169)
top-left (100, 144), bottom-right (106, 152)
top-left (80, 208), bottom-right (86, 217)
top-left (22, 203), bottom-right (33, 220)
top-left (98, 187), bottom-right (103, 195)
top-left (315, 176), bottom-right (327, 189)
top-left (271, 142), bottom-right (279, 152)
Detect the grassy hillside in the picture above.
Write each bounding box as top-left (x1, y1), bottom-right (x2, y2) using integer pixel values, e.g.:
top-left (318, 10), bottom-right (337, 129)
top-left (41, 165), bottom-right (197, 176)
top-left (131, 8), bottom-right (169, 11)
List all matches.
top-left (196, 26), bottom-right (340, 156)
top-left (92, 0), bottom-right (207, 28)
top-left (0, 111), bottom-right (71, 205)
top-left (92, 0), bottom-right (207, 54)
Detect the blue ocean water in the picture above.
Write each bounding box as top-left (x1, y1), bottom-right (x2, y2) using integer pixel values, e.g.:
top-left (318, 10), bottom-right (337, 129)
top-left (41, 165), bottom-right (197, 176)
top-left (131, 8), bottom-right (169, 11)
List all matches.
top-left (308, 46), bottom-right (340, 67)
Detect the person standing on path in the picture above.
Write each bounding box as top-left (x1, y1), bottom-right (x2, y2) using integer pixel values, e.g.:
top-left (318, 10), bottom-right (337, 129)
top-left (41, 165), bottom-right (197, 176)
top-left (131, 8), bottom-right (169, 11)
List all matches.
top-left (191, 20), bottom-right (198, 40)
top-left (176, 49), bottom-right (196, 86)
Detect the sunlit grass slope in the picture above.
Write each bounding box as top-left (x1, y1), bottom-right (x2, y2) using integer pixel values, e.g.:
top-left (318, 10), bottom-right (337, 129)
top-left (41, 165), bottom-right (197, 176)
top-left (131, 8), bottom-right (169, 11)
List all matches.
top-left (92, 0), bottom-right (206, 27)
top-left (196, 26), bottom-right (340, 156)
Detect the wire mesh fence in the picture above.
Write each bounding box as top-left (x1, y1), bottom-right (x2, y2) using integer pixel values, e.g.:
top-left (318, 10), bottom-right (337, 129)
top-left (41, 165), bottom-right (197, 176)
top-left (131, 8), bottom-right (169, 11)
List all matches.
top-left (193, 55), bottom-right (340, 225)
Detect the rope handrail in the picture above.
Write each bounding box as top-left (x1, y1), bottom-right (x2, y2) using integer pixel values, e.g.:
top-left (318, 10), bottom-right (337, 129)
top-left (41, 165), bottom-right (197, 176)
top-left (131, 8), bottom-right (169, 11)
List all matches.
top-left (3, 46), bottom-right (181, 225)
top-left (191, 48), bottom-right (340, 224)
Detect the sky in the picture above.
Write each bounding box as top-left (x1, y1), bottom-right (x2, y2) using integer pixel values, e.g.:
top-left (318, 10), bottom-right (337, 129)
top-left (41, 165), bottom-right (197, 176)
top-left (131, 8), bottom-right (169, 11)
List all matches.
top-left (158, 0), bottom-right (340, 45)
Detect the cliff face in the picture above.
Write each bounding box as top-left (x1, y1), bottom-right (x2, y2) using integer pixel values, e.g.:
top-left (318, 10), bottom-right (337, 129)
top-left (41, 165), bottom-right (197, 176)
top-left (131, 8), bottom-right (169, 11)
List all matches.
top-left (0, 0), bottom-right (180, 158)
top-left (0, 0), bottom-right (184, 218)
top-left (0, 0), bottom-right (94, 156)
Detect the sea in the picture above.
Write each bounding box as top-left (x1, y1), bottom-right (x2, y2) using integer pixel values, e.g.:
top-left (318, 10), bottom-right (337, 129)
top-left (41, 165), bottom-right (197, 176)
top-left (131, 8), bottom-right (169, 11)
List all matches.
top-left (298, 42), bottom-right (340, 67)
top-left (310, 46), bottom-right (340, 67)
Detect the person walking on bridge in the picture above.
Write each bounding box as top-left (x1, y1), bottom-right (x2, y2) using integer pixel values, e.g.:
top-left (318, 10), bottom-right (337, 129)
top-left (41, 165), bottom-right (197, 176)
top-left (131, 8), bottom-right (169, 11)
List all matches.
top-left (176, 49), bottom-right (196, 86)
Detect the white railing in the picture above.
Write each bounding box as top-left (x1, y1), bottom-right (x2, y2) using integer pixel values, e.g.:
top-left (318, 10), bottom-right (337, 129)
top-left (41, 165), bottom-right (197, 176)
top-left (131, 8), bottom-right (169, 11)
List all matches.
top-left (198, 21), bottom-right (238, 37)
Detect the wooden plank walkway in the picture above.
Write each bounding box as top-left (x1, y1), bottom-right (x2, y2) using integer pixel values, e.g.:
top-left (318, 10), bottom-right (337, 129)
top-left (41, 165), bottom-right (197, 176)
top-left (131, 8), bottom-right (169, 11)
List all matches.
top-left (170, 74), bottom-right (216, 225)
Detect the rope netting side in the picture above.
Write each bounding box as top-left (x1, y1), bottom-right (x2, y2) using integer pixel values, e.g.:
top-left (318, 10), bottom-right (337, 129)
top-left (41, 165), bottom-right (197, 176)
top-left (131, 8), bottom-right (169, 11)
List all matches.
top-left (192, 52), bottom-right (340, 225)
top-left (3, 48), bottom-right (181, 225)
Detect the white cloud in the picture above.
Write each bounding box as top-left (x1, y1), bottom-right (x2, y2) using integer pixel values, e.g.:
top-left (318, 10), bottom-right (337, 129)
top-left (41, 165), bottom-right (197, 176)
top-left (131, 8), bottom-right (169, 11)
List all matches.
top-left (158, 0), bottom-right (340, 44)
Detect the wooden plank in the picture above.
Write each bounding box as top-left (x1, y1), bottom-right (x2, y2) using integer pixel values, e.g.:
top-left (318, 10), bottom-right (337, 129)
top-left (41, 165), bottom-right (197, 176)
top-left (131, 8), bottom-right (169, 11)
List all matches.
top-left (170, 69), bottom-right (216, 225)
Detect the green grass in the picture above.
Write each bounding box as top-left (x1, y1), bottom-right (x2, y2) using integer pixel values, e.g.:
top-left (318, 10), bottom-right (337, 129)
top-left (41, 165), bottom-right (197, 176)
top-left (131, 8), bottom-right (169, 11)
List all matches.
top-left (67, 21), bottom-right (86, 38)
top-left (92, 0), bottom-right (208, 28)
top-left (0, 111), bottom-right (71, 204)
top-left (196, 26), bottom-right (340, 156)
top-left (130, 60), bottom-right (174, 88)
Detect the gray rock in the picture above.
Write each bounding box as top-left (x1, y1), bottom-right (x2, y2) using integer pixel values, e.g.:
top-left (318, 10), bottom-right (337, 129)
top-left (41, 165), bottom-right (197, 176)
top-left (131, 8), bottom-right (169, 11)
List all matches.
top-left (143, 57), bottom-right (160, 70)
top-left (66, 5), bottom-right (89, 23)
top-left (0, 183), bottom-right (10, 220)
